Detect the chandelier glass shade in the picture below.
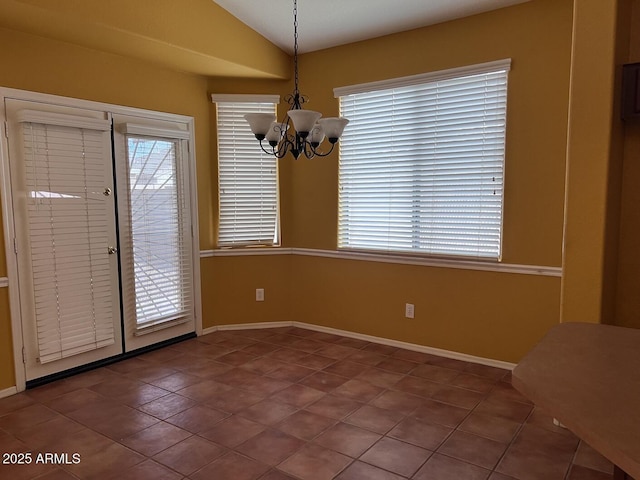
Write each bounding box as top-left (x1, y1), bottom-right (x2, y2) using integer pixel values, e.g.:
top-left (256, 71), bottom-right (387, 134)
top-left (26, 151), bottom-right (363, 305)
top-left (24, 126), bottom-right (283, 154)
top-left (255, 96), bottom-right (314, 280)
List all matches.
top-left (244, 0), bottom-right (349, 159)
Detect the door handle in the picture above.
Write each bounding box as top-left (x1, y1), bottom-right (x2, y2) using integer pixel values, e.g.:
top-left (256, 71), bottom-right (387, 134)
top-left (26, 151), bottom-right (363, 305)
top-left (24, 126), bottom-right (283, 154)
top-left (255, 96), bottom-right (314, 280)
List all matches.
top-left (107, 246), bottom-right (118, 255)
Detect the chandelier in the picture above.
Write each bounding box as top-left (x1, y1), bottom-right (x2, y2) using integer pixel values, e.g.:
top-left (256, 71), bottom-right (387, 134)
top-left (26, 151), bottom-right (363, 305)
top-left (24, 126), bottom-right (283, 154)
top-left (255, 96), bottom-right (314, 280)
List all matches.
top-left (244, 0), bottom-right (349, 159)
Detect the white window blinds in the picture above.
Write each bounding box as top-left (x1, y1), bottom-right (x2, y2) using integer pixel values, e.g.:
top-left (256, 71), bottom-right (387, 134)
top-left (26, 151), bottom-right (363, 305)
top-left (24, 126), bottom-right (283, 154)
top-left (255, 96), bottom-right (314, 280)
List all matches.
top-left (337, 60), bottom-right (510, 260)
top-left (18, 113), bottom-right (115, 364)
top-left (123, 133), bottom-right (194, 333)
top-left (214, 96), bottom-right (280, 247)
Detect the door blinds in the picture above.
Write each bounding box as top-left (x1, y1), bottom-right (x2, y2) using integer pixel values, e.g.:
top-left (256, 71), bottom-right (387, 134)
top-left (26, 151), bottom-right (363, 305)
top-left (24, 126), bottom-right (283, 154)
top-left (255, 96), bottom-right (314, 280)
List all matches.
top-left (17, 111), bottom-right (115, 364)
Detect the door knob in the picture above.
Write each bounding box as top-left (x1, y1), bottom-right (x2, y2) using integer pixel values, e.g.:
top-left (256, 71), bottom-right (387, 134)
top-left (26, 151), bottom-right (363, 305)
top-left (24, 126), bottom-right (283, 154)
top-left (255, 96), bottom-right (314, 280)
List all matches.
top-left (107, 246), bottom-right (118, 254)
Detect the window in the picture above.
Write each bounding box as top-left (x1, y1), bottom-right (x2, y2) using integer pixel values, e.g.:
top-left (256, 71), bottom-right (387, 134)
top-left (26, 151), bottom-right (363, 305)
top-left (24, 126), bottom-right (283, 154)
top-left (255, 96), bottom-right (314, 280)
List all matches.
top-left (123, 133), bottom-right (192, 331)
top-left (213, 94), bottom-right (280, 247)
top-left (336, 60), bottom-right (510, 260)
top-left (113, 116), bottom-right (198, 347)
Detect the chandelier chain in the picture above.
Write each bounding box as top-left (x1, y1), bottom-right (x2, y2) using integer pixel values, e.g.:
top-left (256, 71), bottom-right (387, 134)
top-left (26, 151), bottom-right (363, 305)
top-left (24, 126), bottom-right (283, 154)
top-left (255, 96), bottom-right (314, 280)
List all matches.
top-left (293, 0), bottom-right (299, 95)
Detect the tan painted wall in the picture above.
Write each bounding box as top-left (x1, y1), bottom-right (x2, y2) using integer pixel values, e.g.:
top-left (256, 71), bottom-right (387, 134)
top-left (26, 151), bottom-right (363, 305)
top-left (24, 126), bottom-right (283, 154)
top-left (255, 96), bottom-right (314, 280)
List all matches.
top-left (0, 289), bottom-right (14, 390)
top-left (560, 0), bottom-right (624, 325)
top-left (291, 256), bottom-right (562, 363)
top-left (201, 255), bottom-right (293, 328)
top-left (0, 0), bottom-right (290, 79)
top-left (615, 0), bottom-right (640, 328)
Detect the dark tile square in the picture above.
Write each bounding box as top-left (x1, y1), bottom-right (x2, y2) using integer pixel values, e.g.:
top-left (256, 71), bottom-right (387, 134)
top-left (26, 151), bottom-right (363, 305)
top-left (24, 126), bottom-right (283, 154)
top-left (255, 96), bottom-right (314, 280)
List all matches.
top-left (200, 415), bottom-right (266, 448)
top-left (153, 435), bottom-right (224, 476)
top-left (137, 392), bottom-right (197, 419)
top-left (345, 404), bottom-right (403, 434)
top-left (359, 436), bottom-right (431, 477)
top-left (121, 421), bottom-right (191, 456)
top-left (459, 412), bottom-right (522, 444)
top-left (271, 384), bottom-right (325, 408)
top-left (375, 357), bottom-right (418, 374)
top-left (438, 430), bottom-right (508, 470)
top-left (411, 399), bottom-right (471, 428)
top-left (278, 444), bottom-right (351, 480)
top-left (277, 410), bottom-right (335, 441)
top-left (356, 368), bottom-right (403, 389)
top-left (190, 451), bottom-right (269, 480)
top-left (165, 404), bottom-right (229, 433)
top-left (430, 384), bottom-right (484, 409)
top-left (267, 364), bottom-right (316, 383)
top-left (300, 371), bottom-right (349, 392)
top-left (370, 390), bottom-right (424, 416)
top-left (305, 394), bottom-right (363, 420)
top-left (314, 422), bottom-right (381, 458)
top-left (414, 453), bottom-right (491, 480)
top-left (239, 398), bottom-right (298, 425)
top-left (411, 364), bottom-right (460, 383)
top-left (323, 360), bottom-right (369, 378)
top-left (204, 387), bottom-right (264, 413)
top-left (237, 429), bottom-right (305, 465)
top-left (335, 461), bottom-right (406, 480)
top-left (388, 417), bottom-right (452, 450)
top-left (332, 379), bottom-right (384, 402)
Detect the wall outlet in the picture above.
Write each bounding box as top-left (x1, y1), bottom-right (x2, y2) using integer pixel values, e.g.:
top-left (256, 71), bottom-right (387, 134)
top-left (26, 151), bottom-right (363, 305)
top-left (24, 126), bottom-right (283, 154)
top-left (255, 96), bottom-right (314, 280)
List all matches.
top-left (256, 288), bottom-right (265, 302)
top-left (405, 303), bottom-right (415, 319)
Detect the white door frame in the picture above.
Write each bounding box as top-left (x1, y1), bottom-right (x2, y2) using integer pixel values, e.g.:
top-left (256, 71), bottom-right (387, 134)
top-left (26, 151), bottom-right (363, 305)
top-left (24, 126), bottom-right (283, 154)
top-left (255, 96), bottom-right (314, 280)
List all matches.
top-left (0, 87), bottom-right (202, 392)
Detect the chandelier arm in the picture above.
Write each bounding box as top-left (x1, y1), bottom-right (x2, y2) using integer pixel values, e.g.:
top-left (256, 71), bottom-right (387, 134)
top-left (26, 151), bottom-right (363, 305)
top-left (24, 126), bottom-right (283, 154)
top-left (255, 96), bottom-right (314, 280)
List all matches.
top-left (274, 133), bottom-right (297, 159)
top-left (257, 140), bottom-right (278, 157)
top-left (302, 140), bottom-right (315, 159)
top-left (272, 140), bottom-right (289, 159)
top-left (259, 139), bottom-right (290, 159)
top-left (308, 141), bottom-right (336, 158)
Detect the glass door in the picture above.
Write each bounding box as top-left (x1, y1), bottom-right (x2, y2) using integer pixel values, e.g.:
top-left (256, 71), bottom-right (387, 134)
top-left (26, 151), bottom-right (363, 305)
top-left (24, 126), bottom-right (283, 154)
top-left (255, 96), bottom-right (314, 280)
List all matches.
top-left (112, 115), bottom-right (197, 351)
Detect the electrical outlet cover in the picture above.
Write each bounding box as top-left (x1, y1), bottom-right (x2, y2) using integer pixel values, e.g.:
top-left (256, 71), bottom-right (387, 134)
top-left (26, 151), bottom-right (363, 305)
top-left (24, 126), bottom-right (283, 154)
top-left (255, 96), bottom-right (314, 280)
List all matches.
top-left (405, 303), bottom-right (415, 319)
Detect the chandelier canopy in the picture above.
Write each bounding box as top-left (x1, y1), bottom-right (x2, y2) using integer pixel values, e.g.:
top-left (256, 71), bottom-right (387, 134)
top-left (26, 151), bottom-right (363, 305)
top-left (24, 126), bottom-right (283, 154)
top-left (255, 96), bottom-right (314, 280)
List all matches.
top-left (244, 0), bottom-right (349, 159)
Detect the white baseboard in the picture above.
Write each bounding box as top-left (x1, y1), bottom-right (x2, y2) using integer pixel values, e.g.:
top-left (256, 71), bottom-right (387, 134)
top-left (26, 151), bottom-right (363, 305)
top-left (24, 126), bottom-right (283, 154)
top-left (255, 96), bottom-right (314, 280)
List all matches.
top-left (202, 320), bottom-right (515, 370)
top-left (0, 386), bottom-right (17, 399)
top-left (201, 321), bottom-right (293, 337)
top-left (201, 326), bottom-right (218, 336)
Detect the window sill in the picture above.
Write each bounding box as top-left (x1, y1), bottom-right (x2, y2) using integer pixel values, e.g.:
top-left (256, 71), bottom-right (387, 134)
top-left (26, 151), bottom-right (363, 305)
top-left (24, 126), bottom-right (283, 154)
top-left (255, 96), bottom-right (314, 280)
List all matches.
top-left (200, 247), bottom-right (561, 277)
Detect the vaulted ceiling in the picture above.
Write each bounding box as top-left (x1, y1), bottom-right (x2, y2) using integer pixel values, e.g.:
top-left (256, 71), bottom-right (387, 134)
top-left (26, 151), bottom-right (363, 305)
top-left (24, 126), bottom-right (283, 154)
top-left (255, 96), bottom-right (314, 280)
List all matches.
top-left (213, 0), bottom-right (531, 54)
top-left (0, 0), bottom-right (530, 78)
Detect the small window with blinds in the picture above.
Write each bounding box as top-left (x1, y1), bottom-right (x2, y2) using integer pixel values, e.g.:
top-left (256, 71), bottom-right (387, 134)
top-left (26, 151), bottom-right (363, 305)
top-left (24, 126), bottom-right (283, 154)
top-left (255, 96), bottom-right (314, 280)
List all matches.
top-left (213, 95), bottom-right (280, 247)
top-left (336, 60), bottom-right (510, 260)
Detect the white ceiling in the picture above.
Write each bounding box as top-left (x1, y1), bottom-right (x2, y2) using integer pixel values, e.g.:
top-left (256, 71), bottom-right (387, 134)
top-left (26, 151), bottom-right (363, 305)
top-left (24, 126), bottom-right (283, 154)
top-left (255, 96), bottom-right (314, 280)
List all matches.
top-left (213, 0), bottom-right (531, 54)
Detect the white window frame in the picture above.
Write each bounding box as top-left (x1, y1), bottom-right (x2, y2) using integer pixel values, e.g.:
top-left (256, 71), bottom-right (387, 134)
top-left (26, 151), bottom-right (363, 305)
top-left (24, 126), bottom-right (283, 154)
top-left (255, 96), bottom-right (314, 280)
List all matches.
top-left (335, 59), bottom-right (510, 261)
top-left (212, 94), bottom-right (281, 248)
top-left (113, 117), bottom-right (198, 348)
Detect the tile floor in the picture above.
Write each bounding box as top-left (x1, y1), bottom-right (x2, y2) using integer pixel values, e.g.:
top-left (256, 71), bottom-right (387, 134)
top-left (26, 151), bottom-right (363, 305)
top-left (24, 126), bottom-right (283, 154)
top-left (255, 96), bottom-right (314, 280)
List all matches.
top-left (0, 326), bottom-right (616, 480)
